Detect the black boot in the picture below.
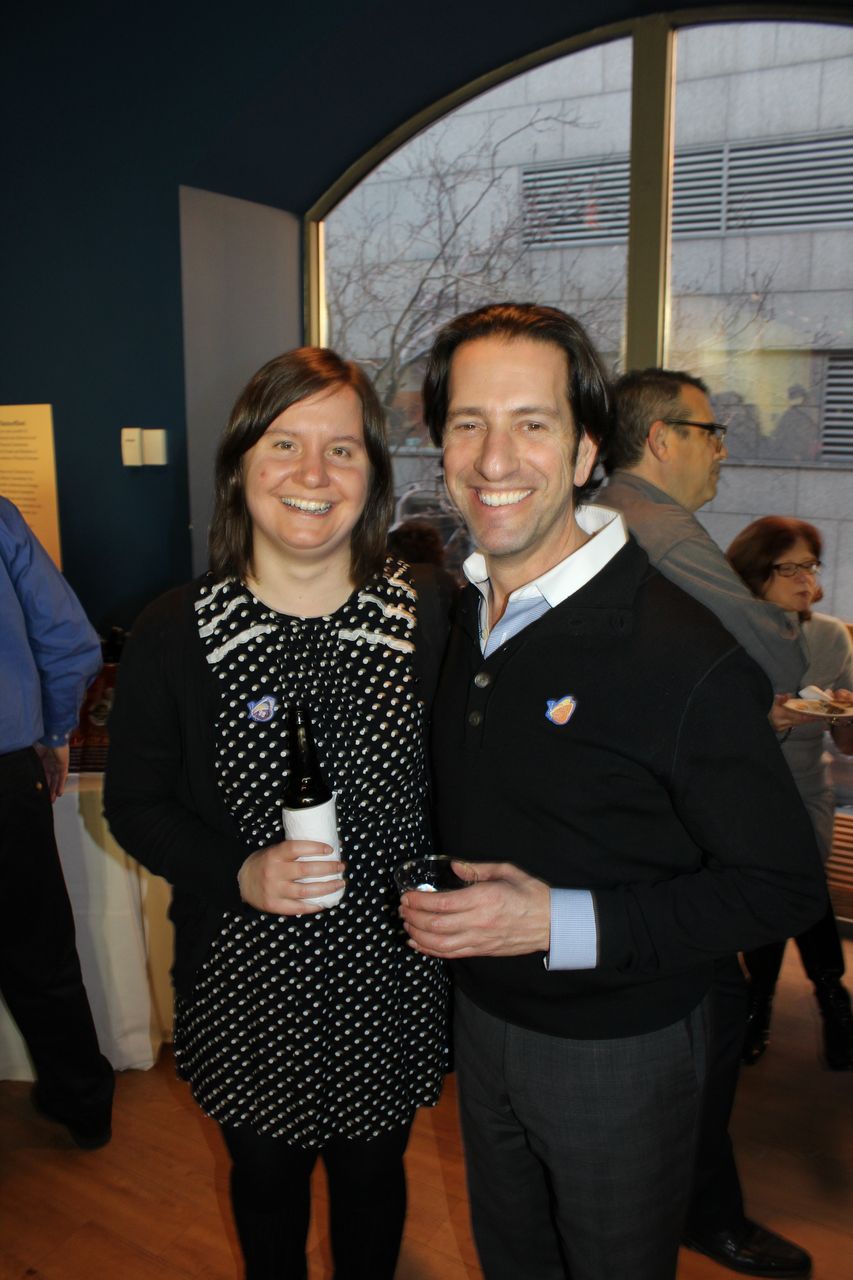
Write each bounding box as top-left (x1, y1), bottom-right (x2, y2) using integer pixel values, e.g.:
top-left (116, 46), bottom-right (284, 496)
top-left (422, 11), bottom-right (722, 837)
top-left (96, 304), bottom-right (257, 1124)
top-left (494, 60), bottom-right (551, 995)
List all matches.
top-left (741, 983), bottom-right (775, 1066)
top-left (813, 976), bottom-right (853, 1070)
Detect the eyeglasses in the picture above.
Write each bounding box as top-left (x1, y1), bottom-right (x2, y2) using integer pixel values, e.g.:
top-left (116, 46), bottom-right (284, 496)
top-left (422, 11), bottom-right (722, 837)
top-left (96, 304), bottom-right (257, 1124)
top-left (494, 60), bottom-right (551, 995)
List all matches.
top-left (663, 418), bottom-right (729, 448)
top-left (771, 560), bottom-right (822, 578)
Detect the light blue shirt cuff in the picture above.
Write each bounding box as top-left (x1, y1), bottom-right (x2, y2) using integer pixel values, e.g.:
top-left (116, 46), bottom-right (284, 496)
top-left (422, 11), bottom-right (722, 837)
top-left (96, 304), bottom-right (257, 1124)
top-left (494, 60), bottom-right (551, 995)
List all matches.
top-left (546, 889), bottom-right (598, 970)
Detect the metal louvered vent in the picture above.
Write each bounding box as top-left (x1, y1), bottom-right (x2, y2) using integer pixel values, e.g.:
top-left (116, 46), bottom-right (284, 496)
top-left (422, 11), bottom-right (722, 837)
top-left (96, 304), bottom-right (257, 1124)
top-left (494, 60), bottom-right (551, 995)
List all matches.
top-left (727, 135), bottom-right (853, 232)
top-left (522, 157), bottom-right (630, 246)
top-left (522, 133), bottom-right (853, 247)
top-left (672, 148), bottom-right (724, 235)
top-left (821, 353), bottom-right (853, 461)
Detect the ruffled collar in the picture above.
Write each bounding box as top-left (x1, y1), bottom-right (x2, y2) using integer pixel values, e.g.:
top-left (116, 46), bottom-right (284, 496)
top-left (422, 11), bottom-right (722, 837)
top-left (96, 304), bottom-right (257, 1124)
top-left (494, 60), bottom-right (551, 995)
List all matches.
top-left (194, 559), bottom-right (419, 667)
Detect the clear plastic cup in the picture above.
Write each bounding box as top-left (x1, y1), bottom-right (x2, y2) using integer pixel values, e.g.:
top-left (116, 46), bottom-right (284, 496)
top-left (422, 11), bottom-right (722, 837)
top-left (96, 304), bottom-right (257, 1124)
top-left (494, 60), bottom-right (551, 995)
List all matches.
top-left (394, 855), bottom-right (467, 894)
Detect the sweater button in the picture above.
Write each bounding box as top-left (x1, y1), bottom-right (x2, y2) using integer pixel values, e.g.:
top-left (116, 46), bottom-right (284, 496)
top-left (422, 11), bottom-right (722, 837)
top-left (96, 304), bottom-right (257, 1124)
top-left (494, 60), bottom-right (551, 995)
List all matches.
top-left (474, 671), bottom-right (491, 688)
top-left (468, 710), bottom-right (483, 727)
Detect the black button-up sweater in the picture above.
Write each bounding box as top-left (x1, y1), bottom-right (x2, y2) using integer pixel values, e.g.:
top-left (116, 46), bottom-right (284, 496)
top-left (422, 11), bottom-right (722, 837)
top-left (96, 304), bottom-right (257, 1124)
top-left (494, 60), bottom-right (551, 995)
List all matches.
top-left (432, 537), bottom-right (826, 1040)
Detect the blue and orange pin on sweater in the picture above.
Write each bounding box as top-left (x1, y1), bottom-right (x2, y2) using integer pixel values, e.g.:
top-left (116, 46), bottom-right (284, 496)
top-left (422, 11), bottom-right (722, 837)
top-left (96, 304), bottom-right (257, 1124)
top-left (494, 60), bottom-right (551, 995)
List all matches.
top-left (545, 695), bottom-right (577, 726)
top-left (248, 694), bottom-right (279, 723)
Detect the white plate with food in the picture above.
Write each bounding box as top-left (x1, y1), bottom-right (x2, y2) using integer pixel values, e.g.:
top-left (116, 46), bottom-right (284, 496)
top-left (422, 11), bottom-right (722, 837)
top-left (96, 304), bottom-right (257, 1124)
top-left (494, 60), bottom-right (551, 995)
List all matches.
top-left (784, 698), bottom-right (853, 719)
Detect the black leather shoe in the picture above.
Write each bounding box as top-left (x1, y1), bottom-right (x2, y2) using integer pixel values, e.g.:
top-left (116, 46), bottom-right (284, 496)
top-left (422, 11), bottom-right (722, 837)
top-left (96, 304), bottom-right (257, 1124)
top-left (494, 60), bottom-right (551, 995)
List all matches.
top-left (31, 1085), bottom-right (112, 1150)
top-left (683, 1220), bottom-right (811, 1277)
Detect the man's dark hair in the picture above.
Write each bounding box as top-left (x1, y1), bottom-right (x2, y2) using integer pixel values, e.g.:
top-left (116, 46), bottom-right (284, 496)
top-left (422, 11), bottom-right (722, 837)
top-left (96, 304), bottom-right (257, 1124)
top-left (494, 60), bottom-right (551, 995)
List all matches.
top-left (209, 347), bottom-right (393, 585)
top-left (422, 302), bottom-right (613, 504)
top-left (606, 367), bottom-right (709, 474)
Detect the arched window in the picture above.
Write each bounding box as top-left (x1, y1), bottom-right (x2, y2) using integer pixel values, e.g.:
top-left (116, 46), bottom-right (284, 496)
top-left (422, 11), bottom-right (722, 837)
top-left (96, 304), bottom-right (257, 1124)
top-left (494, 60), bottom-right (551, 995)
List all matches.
top-left (313, 12), bottom-right (853, 611)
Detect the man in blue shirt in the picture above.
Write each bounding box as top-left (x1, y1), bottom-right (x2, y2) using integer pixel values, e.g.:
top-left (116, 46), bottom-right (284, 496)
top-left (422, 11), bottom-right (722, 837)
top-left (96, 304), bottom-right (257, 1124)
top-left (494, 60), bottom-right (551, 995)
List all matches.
top-left (0, 495), bottom-right (113, 1147)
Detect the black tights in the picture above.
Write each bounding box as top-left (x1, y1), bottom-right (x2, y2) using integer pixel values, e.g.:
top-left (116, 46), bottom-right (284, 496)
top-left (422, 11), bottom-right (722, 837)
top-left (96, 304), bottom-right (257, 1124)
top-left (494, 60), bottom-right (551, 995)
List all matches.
top-left (221, 1119), bottom-right (412, 1280)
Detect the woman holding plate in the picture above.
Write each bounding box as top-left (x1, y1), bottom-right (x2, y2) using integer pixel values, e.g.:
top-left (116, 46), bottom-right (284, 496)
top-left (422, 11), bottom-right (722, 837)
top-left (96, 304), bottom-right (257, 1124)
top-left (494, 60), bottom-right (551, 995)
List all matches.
top-left (727, 516), bottom-right (853, 1070)
top-left (105, 347), bottom-right (451, 1279)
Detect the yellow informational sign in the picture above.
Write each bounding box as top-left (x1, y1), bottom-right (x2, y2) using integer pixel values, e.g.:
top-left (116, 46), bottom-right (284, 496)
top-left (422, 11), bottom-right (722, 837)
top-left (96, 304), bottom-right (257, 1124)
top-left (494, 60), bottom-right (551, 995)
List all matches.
top-left (0, 404), bottom-right (62, 567)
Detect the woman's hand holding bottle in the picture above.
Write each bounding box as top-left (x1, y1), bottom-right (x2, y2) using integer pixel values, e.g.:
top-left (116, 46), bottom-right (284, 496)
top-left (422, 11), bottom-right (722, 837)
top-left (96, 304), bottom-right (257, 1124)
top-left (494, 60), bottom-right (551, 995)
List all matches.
top-left (238, 840), bottom-right (345, 914)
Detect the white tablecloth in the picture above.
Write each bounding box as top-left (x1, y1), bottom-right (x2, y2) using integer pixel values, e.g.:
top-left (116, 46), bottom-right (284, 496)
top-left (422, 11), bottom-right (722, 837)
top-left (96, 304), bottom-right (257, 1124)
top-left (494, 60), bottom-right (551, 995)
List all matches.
top-left (0, 773), bottom-right (174, 1080)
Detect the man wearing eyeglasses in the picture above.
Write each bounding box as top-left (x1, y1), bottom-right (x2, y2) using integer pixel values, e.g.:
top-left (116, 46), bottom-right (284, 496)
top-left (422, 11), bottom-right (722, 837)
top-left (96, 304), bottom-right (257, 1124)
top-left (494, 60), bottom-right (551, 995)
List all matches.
top-left (598, 368), bottom-right (813, 1279)
top-left (599, 368), bottom-right (807, 698)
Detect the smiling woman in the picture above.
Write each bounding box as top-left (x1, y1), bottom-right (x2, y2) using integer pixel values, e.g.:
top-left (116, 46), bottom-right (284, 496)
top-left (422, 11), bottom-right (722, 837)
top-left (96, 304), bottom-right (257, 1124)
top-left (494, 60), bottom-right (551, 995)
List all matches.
top-left (241, 384), bottom-right (371, 601)
top-left (210, 347), bottom-right (392, 603)
top-left (104, 346), bottom-right (453, 1280)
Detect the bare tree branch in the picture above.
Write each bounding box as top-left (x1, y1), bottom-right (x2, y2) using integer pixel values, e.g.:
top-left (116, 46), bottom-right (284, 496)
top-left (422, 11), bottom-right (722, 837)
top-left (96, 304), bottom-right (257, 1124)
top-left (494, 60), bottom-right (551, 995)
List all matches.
top-left (325, 108), bottom-right (591, 445)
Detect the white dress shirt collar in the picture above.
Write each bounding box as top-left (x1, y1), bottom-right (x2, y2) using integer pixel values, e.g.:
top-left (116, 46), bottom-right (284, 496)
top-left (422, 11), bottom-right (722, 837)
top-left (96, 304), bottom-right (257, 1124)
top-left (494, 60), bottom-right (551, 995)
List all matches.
top-left (463, 503), bottom-right (628, 608)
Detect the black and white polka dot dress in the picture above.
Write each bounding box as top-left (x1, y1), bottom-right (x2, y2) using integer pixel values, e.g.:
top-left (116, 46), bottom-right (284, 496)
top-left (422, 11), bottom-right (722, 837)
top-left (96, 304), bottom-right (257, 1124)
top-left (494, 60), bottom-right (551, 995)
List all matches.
top-left (173, 560), bottom-right (450, 1149)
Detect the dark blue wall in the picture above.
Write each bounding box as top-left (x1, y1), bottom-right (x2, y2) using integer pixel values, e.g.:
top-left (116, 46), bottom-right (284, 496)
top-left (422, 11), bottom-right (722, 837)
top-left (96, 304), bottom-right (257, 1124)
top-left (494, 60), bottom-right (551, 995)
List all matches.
top-left (2, 0), bottom-right (830, 627)
top-left (3, 3), bottom-right (317, 627)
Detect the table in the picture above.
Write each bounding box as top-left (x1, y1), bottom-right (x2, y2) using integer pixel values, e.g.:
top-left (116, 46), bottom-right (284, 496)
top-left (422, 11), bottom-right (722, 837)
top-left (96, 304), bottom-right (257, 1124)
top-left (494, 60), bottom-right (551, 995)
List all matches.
top-left (0, 774), bottom-right (174, 1080)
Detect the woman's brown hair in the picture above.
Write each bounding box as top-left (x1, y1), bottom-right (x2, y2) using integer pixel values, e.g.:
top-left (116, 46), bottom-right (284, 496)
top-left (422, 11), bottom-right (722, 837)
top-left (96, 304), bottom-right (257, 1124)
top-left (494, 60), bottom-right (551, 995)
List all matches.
top-left (726, 516), bottom-right (822, 620)
top-left (208, 348), bottom-right (393, 586)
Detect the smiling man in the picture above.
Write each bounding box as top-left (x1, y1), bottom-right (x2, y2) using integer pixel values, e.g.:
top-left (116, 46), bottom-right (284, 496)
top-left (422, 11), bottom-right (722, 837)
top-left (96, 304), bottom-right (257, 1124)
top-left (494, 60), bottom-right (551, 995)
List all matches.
top-left (439, 335), bottom-right (598, 594)
top-left (400, 304), bottom-right (826, 1280)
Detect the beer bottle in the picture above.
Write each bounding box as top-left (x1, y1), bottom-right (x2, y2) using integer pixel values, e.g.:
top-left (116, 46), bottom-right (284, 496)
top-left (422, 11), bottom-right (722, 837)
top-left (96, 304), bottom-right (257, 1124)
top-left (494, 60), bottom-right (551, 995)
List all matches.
top-left (282, 704), bottom-right (343, 908)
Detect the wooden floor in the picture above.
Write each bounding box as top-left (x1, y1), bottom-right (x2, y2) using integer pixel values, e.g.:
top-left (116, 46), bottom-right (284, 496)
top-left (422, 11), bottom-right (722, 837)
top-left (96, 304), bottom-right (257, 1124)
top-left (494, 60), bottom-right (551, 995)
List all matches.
top-left (1, 943), bottom-right (851, 1279)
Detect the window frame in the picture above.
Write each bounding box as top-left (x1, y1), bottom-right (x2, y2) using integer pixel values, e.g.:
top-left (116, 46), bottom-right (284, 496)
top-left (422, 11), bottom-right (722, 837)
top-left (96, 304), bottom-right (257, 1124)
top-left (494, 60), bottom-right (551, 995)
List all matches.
top-left (305, 4), bottom-right (853, 372)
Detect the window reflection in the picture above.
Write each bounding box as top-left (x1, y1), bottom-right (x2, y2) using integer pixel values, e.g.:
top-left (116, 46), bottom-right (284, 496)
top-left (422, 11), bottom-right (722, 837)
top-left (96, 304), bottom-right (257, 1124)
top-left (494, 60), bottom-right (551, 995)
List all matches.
top-left (669, 22), bottom-right (853, 466)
